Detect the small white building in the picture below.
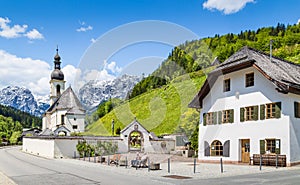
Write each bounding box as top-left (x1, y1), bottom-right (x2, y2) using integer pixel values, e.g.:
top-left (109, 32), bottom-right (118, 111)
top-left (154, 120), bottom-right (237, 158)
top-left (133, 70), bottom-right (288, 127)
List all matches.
top-left (189, 46), bottom-right (300, 166)
top-left (42, 49), bottom-right (85, 136)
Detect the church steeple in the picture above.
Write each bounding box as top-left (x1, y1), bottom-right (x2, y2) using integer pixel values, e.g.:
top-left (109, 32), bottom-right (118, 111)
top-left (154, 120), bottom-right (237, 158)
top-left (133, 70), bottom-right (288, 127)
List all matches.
top-left (50, 47), bottom-right (65, 105)
top-left (51, 47), bottom-right (64, 80)
top-left (54, 47), bottom-right (61, 70)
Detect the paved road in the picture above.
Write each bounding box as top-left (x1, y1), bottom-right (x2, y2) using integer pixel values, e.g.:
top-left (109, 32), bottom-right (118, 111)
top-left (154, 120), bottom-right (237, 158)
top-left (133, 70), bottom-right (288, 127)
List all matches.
top-left (1, 147), bottom-right (300, 185)
top-left (0, 147), bottom-right (168, 185)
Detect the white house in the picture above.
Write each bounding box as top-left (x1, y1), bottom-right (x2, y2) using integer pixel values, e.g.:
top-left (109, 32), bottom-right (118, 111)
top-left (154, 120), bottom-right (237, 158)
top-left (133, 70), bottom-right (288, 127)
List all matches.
top-left (42, 49), bottom-right (85, 135)
top-left (189, 46), bottom-right (300, 166)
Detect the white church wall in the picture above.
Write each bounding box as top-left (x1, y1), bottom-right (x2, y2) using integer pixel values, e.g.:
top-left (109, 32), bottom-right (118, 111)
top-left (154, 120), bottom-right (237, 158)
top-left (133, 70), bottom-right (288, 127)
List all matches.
top-left (66, 114), bottom-right (85, 133)
top-left (49, 110), bottom-right (68, 131)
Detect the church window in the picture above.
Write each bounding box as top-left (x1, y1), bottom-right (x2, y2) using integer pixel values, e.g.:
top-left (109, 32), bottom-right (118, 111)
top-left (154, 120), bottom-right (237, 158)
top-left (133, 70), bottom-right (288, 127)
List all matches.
top-left (61, 115), bottom-right (65, 125)
top-left (73, 125), bottom-right (78, 130)
top-left (56, 85), bottom-right (61, 97)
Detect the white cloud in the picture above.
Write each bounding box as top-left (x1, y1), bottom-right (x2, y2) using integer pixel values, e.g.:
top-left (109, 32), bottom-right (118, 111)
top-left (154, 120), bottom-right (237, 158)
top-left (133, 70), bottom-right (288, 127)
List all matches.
top-left (0, 50), bottom-right (86, 96)
top-left (0, 50), bottom-right (122, 97)
top-left (76, 25), bottom-right (93, 32)
top-left (25, 29), bottom-right (44, 40)
top-left (297, 19), bottom-right (300, 25)
top-left (90, 38), bottom-right (96, 43)
top-left (203, 0), bottom-right (254, 14)
top-left (0, 17), bottom-right (44, 40)
top-left (0, 50), bottom-right (51, 95)
top-left (106, 61), bottom-right (122, 74)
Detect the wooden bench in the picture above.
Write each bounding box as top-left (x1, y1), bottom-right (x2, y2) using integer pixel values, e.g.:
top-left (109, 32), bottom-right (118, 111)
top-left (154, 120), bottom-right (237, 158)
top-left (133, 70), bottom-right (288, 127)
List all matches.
top-left (252, 154), bottom-right (286, 167)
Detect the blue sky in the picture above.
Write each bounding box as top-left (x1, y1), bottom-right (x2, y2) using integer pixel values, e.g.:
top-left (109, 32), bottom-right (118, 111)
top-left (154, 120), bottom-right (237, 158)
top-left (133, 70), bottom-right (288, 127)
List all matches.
top-left (0, 0), bottom-right (299, 96)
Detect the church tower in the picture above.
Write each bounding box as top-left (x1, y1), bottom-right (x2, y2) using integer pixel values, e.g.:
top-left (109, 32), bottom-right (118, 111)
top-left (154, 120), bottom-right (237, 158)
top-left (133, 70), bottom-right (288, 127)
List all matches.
top-left (50, 48), bottom-right (65, 105)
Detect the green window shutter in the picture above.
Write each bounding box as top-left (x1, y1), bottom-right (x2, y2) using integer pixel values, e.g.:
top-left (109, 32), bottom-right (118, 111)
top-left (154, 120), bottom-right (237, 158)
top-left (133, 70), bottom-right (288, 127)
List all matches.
top-left (218, 111), bottom-right (222, 124)
top-left (229, 109), bottom-right (234, 123)
top-left (253, 106), bottom-right (259, 121)
top-left (203, 113), bottom-right (207, 126)
top-left (294, 102), bottom-right (299, 118)
top-left (275, 102), bottom-right (281, 119)
top-left (275, 139), bottom-right (281, 154)
top-left (260, 104), bottom-right (265, 120)
top-left (213, 112), bottom-right (218, 125)
top-left (240, 107), bottom-right (245, 122)
top-left (260, 140), bottom-right (266, 154)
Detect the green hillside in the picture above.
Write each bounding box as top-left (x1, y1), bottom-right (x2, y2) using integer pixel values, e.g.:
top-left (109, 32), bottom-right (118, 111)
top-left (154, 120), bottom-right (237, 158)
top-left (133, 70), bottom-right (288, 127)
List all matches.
top-left (85, 70), bottom-right (206, 136)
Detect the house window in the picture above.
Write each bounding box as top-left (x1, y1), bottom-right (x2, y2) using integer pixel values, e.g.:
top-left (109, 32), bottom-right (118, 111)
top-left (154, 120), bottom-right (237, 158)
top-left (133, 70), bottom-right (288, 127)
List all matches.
top-left (206, 112), bottom-right (213, 125)
top-left (73, 125), bottom-right (78, 130)
top-left (295, 102), bottom-right (300, 118)
top-left (223, 79), bottom-right (230, 92)
top-left (241, 106), bottom-right (258, 122)
top-left (245, 73), bottom-right (254, 87)
top-left (222, 110), bottom-right (230, 123)
top-left (260, 139), bottom-right (280, 154)
top-left (211, 140), bottom-right (223, 156)
top-left (260, 102), bottom-right (281, 120)
top-left (218, 109), bottom-right (234, 124)
top-left (61, 115), bottom-right (65, 125)
top-left (266, 103), bottom-right (276, 119)
top-left (266, 139), bottom-right (276, 154)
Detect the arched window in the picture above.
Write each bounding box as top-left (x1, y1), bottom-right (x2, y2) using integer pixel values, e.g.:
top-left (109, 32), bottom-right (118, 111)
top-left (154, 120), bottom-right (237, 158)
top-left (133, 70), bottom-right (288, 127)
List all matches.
top-left (211, 140), bottom-right (223, 156)
top-left (56, 85), bottom-right (61, 97)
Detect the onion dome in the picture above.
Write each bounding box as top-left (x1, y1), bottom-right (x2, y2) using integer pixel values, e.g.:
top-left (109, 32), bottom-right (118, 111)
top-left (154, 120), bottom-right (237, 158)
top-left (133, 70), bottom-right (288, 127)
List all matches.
top-left (51, 48), bottom-right (64, 80)
top-left (51, 69), bottom-right (64, 80)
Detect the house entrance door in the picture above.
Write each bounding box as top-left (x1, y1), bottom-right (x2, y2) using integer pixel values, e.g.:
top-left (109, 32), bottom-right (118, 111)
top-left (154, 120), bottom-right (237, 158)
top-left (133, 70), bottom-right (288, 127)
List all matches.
top-left (241, 139), bottom-right (250, 163)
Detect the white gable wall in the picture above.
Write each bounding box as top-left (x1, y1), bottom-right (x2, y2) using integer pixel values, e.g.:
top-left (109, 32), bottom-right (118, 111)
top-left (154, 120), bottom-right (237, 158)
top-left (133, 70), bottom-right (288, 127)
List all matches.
top-left (50, 109), bottom-right (68, 131)
top-left (199, 66), bottom-right (298, 164)
top-left (43, 109), bottom-right (85, 134)
top-left (66, 114), bottom-right (85, 133)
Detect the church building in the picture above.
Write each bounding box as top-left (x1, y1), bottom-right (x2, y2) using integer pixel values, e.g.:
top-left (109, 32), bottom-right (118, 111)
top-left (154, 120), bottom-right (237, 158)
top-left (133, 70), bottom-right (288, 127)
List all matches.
top-left (42, 49), bottom-right (86, 136)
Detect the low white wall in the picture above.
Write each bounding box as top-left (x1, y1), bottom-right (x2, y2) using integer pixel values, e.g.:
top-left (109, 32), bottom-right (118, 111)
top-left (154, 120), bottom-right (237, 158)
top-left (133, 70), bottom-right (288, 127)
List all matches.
top-left (54, 139), bottom-right (78, 158)
top-left (148, 140), bottom-right (175, 154)
top-left (23, 136), bottom-right (176, 158)
top-left (23, 138), bottom-right (55, 158)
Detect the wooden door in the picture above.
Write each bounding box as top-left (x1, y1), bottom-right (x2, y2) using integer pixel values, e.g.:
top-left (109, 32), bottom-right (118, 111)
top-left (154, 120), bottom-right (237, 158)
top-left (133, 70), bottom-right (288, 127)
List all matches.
top-left (241, 139), bottom-right (250, 163)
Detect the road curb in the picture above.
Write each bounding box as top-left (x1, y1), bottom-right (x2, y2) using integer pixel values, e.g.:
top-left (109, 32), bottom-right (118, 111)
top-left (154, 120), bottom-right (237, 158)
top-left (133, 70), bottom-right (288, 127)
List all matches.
top-left (0, 171), bottom-right (16, 185)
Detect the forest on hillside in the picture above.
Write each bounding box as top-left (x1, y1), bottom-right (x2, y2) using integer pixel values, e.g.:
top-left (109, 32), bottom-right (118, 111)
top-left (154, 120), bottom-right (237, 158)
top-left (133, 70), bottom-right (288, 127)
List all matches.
top-left (0, 104), bottom-right (42, 129)
top-left (0, 105), bottom-right (42, 145)
top-left (129, 23), bottom-right (300, 99)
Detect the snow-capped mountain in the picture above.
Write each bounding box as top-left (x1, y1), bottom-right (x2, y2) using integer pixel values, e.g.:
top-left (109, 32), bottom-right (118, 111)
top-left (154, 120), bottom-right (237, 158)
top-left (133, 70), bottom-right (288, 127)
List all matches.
top-left (79, 74), bottom-right (141, 111)
top-left (0, 86), bottom-right (49, 117)
top-left (0, 75), bottom-right (140, 116)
